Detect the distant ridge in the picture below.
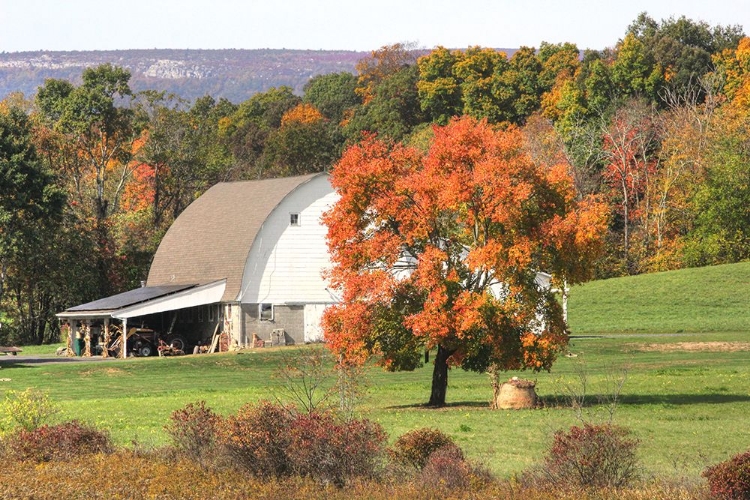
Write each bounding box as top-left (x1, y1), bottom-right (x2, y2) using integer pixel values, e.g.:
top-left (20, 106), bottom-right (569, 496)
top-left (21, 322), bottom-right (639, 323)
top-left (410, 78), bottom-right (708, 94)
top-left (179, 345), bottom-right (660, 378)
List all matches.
top-left (0, 47), bottom-right (519, 103)
top-left (0, 48), bottom-right (367, 103)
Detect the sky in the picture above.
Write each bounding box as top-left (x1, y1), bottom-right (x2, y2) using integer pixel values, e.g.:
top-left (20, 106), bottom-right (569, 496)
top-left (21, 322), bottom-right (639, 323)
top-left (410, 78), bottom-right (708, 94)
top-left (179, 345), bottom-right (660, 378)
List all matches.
top-left (1, 0), bottom-right (748, 53)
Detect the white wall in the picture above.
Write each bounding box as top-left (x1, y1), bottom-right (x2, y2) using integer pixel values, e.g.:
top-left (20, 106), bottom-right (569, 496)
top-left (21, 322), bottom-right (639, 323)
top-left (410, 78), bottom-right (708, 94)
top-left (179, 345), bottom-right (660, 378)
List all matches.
top-left (238, 175), bottom-right (339, 306)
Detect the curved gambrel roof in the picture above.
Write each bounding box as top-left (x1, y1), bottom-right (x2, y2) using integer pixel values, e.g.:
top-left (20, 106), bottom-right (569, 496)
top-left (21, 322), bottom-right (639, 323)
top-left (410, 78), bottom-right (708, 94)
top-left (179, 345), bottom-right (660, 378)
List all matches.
top-left (147, 173), bottom-right (325, 301)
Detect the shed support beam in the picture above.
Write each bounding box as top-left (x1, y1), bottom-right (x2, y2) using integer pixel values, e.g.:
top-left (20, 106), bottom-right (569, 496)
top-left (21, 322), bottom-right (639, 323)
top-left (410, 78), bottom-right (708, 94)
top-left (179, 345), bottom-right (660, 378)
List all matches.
top-left (121, 318), bottom-right (128, 359)
top-left (69, 321), bottom-right (78, 357)
top-left (102, 318), bottom-right (110, 358)
top-left (84, 320), bottom-right (92, 357)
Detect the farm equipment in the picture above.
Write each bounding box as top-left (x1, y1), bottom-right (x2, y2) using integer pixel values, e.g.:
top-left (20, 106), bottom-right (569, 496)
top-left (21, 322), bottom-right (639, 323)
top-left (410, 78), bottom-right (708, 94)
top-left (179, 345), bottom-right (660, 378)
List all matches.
top-left (107, 327), bottom-right (187, 357)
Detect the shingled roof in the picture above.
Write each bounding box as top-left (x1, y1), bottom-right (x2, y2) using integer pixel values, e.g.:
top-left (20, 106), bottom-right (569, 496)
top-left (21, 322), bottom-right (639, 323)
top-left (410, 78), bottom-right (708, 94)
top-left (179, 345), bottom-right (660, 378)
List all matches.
top-left (147, 173), bottom-right (324, 301)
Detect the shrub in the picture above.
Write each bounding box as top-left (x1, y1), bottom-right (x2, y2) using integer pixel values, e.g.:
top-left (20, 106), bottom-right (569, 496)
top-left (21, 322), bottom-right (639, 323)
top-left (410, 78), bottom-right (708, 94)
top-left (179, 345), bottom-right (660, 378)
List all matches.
top-left (416, 445), bottom-right (464, 489)
top-left (0, 388), bottom-right (59, 433)
top-left (703, 450), bottom-right (750, 499)
top-left (216, 400), bottom-right (296, 477)
top-left (390, 427), bottom-right (459, 470)
top-left (288, 411), bottom-right (387, 486)
top-left (413, 441), bottom-right (494, 492)
top-left (543, 423), bottom-right (639, 489)
top-left (164, 400), bottom-right (221, 466)
top-left (3, 420), bottom-right (111, 462)
top-left (216, 400), bottom-right (388, 486)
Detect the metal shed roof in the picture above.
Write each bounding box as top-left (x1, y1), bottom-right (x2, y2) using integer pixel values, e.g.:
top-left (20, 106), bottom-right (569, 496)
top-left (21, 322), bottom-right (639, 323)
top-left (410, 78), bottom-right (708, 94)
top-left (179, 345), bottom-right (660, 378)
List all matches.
top-left (57, 281), bottom-right (227, 320)
top-left (65, 284), bottom-right (197, 312)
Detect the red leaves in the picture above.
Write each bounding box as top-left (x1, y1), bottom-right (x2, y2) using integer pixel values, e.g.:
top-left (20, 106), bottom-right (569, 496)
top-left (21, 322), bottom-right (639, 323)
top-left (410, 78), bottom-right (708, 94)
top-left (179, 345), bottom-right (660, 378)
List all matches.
top-left (324, 116), bottom-right (607, 374)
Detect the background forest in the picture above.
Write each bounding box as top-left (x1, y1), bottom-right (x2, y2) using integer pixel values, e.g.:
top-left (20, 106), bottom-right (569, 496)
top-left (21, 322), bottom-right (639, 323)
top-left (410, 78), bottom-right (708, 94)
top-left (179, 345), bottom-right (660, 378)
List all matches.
top-left (1, 13), bottom-right (749, 346)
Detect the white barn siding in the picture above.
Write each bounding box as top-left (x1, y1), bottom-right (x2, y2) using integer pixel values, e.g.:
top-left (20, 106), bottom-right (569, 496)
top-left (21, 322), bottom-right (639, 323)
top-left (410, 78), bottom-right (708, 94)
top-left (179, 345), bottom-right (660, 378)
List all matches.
top-left (238, 175), bottom-right (337, 343)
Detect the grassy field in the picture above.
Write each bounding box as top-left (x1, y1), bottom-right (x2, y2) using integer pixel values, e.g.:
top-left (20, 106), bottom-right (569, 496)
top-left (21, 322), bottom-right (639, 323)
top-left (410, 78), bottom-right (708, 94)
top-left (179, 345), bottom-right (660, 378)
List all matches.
top-left (567, 261), bottom-right (750, 334)
top-left (1, 262), bottom-right (749, 480)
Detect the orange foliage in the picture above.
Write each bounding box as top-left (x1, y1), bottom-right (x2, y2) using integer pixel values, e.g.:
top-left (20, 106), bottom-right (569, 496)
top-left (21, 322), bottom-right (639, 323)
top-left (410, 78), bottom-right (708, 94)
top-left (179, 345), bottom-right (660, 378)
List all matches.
top-left (323, 116), bottom-right (608, 381)
top-left (281, 103), bottom-right (324, 127)
top-left (121, 162), bottom-right (156, 212)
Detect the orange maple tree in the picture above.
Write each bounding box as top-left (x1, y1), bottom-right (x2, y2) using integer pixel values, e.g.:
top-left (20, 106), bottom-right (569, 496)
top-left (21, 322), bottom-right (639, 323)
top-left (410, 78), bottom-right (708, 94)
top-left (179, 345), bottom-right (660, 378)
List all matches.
top-left (323, 116), bottom-right (608, 406)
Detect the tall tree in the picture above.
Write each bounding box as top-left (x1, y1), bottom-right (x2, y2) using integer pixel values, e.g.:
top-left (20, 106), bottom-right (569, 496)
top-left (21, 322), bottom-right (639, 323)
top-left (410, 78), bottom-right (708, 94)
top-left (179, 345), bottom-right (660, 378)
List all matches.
top-left (224, 88), bottom-right (296, 179)
top-left (262, 103), bottom-right (336, 176)
top-left (454, 46), bottom-right (510, 123)
top-left (36, 64), bottom-right (139, 222)
top-left (345, 65), bottom-right (424, 143)
top-left (683, 101), bottom-right (750, 265)
top-left (303, 72), bottom-right (361, 125)
top-left (355, 43), bottom-right (418, 104)
top-left (0, 105), bottom-right (66, 343)
top-left (611, 34), bottom-right (664, 102)
top-left (323, 116), bottom-right (608, 406)
top-left (35, 64), bottom-right (144, 294)
top-left (599, 99), bottom-right (661, 273)
top-left (626, 13), bottom-right (744, 102)
top-left (417, 46), bottom-right (463, 125)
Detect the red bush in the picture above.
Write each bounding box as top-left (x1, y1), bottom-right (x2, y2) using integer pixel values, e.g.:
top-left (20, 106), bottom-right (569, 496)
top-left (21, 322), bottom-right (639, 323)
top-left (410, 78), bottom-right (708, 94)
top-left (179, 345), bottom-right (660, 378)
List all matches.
top-left (4, 420), bottom-right (111, 462)
top-left (420, 444), bottom-right (472, 490)
top-left (543, 423), bottom-right (639, 489)
top-left (703, 450), bottom-right (750, 500)
top-left (390, 428), bottom-right (459, 470)
top-left (164, 400), bottom-right (221, 466)
top-left (288, 411), bottom-right (387, 486)
top-left (216, 400), bottom-right (296, 477)
top-left (215, 401), bottom-right (387, 486)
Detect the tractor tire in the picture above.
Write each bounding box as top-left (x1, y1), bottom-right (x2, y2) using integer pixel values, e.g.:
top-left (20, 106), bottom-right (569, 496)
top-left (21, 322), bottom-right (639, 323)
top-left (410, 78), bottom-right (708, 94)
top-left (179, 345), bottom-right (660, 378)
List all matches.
top-left (139, 344), bottom-right (153, 357)
top-left (167, 335), bottom-right (187, 352)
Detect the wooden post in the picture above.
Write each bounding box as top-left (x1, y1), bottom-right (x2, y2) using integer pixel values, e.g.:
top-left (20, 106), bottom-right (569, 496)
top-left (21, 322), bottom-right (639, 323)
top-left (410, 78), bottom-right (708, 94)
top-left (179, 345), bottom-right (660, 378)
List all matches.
top-left (69, 321), bottom-right (78, 357)
top-left (121, 318), bottom-right (128, 359)
top-left (65, 319), bottom-right (75, 356)
top-left (102, 318), bottom-right (110, 358)
top-left (224, 304), bottom-right (233, 347)
top-left (83, 320), bottom-right (92, 357)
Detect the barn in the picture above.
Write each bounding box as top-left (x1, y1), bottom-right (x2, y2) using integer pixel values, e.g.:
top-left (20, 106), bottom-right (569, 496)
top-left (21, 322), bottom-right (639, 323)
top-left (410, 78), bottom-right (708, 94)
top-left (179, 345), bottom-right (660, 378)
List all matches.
top-left (57, 173), bottom-right (339, 357)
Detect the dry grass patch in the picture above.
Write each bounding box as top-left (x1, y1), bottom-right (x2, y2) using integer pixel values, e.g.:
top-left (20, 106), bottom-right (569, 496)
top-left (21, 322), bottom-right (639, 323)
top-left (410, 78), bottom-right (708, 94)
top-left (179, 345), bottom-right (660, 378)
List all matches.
top-left (631, 342), bottom-right (750, 352)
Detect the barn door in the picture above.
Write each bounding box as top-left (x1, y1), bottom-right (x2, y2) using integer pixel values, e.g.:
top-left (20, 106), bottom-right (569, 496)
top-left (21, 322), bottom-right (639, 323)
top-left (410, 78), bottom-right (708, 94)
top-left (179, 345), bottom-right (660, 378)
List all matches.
top-left (303, 304), bottom-right (328, 343)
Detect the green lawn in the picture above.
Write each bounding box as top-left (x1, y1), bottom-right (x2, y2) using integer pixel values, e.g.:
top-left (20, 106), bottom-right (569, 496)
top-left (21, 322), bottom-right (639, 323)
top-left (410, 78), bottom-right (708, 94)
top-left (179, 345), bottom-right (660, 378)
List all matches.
top-left (3, 333), bottom-right (750, 478)
top-left (1, 262), bottom-right (749, 479)
top-left (567, 261), bottom-right (750, 333)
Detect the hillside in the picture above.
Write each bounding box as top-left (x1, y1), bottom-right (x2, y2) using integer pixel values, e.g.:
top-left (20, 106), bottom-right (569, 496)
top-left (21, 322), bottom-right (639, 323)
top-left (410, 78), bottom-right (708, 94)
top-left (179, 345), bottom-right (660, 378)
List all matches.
top-left (0, 49), bottom-right (367, 102)
top-left (0, 47), bottom-right (522, 103)
top-left (567, 261), bottom-right (750, 334)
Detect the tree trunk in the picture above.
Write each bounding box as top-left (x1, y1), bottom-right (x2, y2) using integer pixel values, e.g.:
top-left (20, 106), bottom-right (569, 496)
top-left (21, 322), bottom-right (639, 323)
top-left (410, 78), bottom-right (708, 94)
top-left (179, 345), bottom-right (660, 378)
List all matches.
top-left (428, 345), bottom-right (455, 407)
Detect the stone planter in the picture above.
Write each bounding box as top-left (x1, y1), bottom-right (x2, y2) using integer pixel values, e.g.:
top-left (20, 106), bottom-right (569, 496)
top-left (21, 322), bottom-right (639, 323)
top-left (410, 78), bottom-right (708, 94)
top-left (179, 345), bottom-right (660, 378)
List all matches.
top-left (496, 377), bottom-right (538, 409)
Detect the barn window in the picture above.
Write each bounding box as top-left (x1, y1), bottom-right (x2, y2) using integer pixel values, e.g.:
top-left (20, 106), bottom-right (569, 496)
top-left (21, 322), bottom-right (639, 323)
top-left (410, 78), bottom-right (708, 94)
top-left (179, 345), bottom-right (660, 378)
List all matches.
top-left (208, 305), bottom-right (215, 322)
top-left (290, 213), bottom-right (300, 226)
top-left (259, 303), bottom-right (274, 321)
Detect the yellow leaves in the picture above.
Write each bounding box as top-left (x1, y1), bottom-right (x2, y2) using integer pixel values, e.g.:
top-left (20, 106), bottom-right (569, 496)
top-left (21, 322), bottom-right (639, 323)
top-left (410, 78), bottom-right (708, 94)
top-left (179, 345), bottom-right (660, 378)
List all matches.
top-left (281, 103), bottom-right (324, 127)
top-left (217, 115), bottom-right (233, 135)
top-left (714, 37), bottom-right (750, 107)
